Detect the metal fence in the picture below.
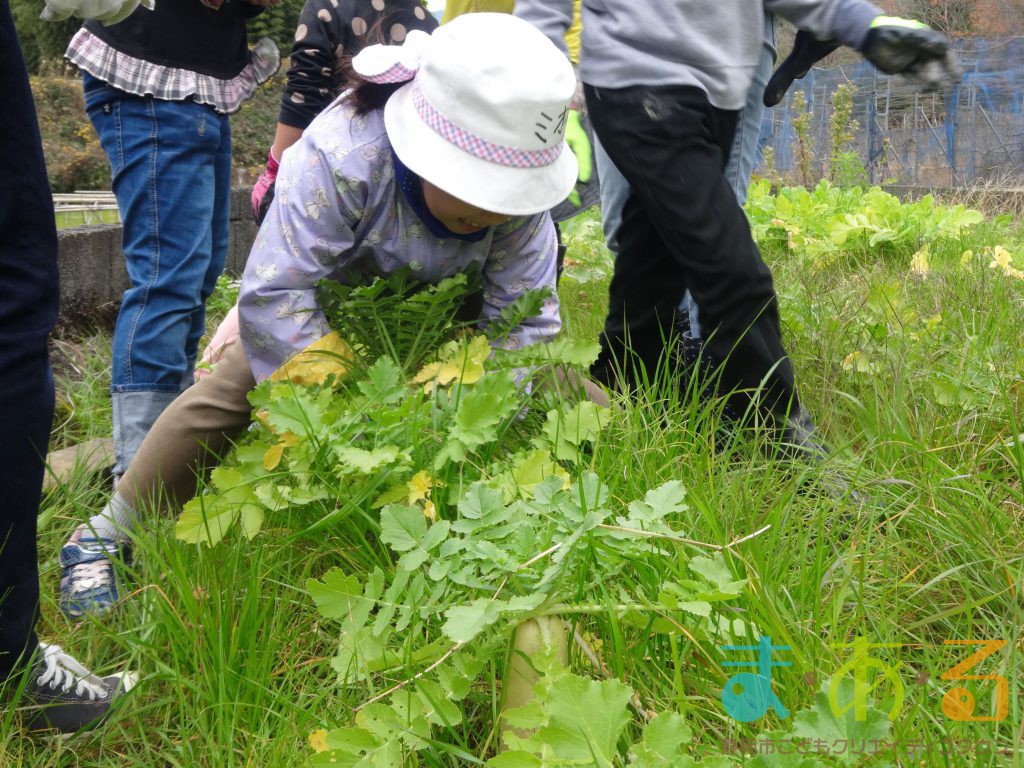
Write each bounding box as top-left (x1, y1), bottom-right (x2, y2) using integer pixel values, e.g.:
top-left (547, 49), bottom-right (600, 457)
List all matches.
top-left (759, 36), bottom-right (1024, 187)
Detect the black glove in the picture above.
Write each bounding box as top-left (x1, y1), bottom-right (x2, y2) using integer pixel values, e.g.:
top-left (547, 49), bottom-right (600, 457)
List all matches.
top-left (859, 16), bottom-right (961, 87)
top-left (763, 30), bottom-right (841, 107)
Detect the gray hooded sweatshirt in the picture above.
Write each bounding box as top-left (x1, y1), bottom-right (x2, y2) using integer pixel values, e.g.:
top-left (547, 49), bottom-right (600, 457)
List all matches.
top-left (516, 0), bottom-right (882, 110)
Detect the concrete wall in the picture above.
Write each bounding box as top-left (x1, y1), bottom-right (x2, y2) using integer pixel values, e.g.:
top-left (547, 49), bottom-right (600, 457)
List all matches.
top-left (57, 187), bottom-right (258, 324)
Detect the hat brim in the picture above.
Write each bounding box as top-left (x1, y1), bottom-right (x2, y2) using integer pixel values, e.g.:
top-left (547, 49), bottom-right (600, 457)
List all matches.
top-left (384, 81), bottom-right (578, 218)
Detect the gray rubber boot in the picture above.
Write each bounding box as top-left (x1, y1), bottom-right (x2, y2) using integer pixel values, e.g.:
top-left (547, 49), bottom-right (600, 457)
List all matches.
top-left (110, 391), bottom-right (179, 480)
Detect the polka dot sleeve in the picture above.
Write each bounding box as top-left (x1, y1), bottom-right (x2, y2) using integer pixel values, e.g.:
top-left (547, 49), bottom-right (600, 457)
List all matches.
top-left (279, 0), bottom-right (438, 130)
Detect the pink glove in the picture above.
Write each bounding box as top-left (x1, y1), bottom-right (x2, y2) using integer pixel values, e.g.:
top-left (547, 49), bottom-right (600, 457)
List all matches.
top-left (250, 149), bottom-right (279, 225)
top-left (195, 305), bottom-right (240, 382)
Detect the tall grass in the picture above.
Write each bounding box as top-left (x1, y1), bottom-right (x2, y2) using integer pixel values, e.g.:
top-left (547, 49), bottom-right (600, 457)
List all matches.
top-left (5, 201), bottom-right (1022, 766)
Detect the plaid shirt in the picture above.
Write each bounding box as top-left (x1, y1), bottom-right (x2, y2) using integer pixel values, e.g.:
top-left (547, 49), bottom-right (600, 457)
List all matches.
top-left (65, 28), bottom-right (279, 115)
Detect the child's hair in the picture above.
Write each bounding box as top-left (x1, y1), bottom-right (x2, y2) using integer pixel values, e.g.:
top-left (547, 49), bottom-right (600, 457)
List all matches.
top-left (338, 19), bottom-right (408, 115)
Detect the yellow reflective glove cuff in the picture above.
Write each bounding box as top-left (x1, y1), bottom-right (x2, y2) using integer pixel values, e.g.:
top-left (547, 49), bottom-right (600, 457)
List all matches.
top-left (870, 15), bottom-right (929, 30)
top-left (565, 109), bottom-right (592, 185)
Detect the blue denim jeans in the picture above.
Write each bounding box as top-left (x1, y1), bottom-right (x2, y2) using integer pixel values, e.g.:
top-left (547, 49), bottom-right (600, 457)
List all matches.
top-left (84, 73), bottom-right (232, 473)
top-left (595, 28), bottom-right (776, 339)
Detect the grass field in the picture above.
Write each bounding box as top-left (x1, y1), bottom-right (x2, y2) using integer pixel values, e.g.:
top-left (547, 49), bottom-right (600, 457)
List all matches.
top-left (3, 190), bottom-right (1022, 768)
top-left (54, 209), bottom-right (119, 230)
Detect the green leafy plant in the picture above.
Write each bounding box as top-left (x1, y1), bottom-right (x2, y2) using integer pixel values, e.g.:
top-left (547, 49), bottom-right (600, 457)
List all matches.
top-left (828, 84), bottom-right (869, 188)
top-left (792, 90), bottom-right (816, 188)
top-left (316, 269), bottom-right (483, 375)
top-left (745, 179), bottom-right (986, 270)
top-left (175, 274), bottom-right (762, 766)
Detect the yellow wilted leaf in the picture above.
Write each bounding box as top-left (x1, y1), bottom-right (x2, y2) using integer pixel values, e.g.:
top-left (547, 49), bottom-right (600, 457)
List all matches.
top-left (988, 246), bottom-right (1024, 279)
top-left (411, 335), bottom-right (490, 393)
top-left (909, 246), bottom-right (930, 279)
top-left (269, 331), bottom-right (354, 386)
top-left (263, 442), bottom-right (285, 471)
top-left (406, 470), bottom-right (433, 505)
top-left (308, 729), bottom-right (329, 753)
top-left (423, 499), bottom-right (437, 522)
top-left (262, 432), bottom-right (300, 471)
top-left (960, 249), bottom-right (974, 268)
top-left (989, 245), bottom-right (1013, 271)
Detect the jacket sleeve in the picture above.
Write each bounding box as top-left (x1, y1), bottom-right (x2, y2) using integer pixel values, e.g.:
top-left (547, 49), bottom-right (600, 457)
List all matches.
top-left (238, 129), bottom-right (374, 381)
top-left (280, 0), bottom-right (439, 131)
top-left (279, 0), bottom-right (348, 129)
top-left (765, 0), bottom-right (881, 49)
top-left (480, 213), bottom-right (561, 351)
top-left (514, 0), bottom-right (574, 58)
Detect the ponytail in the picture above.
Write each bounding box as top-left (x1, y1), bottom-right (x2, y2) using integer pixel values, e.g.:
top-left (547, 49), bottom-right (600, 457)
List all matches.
top-left (338, 19), bottom-right (407, 115)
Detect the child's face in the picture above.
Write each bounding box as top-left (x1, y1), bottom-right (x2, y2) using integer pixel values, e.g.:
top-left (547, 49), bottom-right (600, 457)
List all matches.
top-left (421, 180), bottom-right (511, 235)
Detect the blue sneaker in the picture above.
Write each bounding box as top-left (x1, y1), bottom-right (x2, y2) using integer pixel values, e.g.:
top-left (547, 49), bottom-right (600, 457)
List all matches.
top-left (59, 526), bottom-right (124, 619)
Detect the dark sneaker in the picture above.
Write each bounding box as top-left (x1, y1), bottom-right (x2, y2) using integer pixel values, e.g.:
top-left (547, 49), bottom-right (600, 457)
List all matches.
top-left (22, 643), bottom-right (136, 733)
top-left (778, 406), bottom-right (832, 462)
top-left (777, 408), bottom-right (869, 507)
top-left (59, 526), bottom-right (124, 619)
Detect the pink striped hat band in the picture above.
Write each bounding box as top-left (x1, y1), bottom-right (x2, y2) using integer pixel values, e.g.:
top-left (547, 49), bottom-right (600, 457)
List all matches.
top-left (361, 61), bottom-right (419, 84)
top-left (410, 83), bottom-right (564, 169)
top-left (356, 27), bottom-right (566, 170)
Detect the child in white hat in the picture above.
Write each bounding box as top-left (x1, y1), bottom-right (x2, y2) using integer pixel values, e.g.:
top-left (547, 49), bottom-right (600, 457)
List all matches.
top-left (57, 13), bottom-right (586, 619)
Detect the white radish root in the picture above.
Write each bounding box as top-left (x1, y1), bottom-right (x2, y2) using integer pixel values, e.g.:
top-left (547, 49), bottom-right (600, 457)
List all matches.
top-left (498, 616), bottom-right (568, 748)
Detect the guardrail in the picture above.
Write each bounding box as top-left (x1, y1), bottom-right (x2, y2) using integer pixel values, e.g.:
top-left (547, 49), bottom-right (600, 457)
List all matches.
top-left (53, 191), bottom-right (117, 206)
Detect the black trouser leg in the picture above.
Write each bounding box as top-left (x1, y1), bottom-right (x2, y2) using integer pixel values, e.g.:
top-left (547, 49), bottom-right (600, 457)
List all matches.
top-left (590, 182), bottom-right (687, 389)
top-left (585, 83), bottom-right (798, 419)
top-left (0, 0), bottom-right (60, 681)
top-left (554, 222), bottom-right (566, 285)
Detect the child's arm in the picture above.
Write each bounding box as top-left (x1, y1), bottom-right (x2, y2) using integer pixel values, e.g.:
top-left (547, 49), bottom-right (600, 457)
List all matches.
top-left (238, 133), bottom-right (370, 382)
top-left (480, 213), bottom-right (561, 350)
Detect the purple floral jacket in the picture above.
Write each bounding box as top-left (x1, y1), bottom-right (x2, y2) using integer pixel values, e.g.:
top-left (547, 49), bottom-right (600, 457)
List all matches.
top-left (238, 100), bottom-right (560, 381)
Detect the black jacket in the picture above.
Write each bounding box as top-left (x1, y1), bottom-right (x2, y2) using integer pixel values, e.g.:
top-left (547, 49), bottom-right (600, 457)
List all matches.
top-left (279, 0), bottom-right (437, 129)
top-left (84, 0), bottom-right (264, 80)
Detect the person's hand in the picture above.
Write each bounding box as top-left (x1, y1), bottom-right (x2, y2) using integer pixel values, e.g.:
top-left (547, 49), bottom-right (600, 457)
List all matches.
top-left (564, 109), bottom-right (592, 208)
top-left (763, 30), bottom-right (841, 107)
top-left (251, 149), bottom-right (279, 225)
top-left (40, 0), bottom-right (152, 24)
top-left (195, 305), bottom-right (240, 382)
top-left (860, 16), bottom-right (961, 88)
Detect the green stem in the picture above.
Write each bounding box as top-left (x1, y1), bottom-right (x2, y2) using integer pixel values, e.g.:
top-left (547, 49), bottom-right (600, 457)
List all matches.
top-left (535, 603), bottom-right (662, 617)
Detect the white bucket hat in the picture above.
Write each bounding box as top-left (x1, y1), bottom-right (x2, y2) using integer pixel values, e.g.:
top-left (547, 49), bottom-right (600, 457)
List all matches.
top-left (352, 13), bottom-right (578, 217)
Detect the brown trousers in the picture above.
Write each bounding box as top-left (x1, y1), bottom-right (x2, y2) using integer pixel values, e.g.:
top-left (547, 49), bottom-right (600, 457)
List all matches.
top-left (116, 342), bottom-right (255, 512)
